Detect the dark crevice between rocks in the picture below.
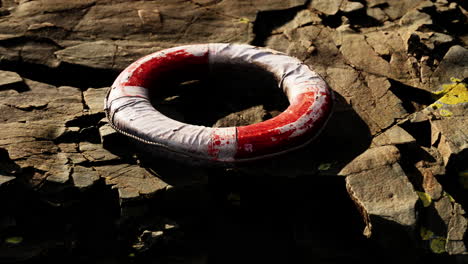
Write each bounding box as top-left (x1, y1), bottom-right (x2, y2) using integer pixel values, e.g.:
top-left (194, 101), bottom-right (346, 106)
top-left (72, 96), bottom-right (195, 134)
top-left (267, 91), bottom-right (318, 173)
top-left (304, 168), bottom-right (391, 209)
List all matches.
top-left (418, 2), bottom-right (468, 37)
top-left (370, 2), bottom-right (389, 9)
top-left (5, 103), bottom-right (49, 111)
top-left (319, 14), bottom-right (343, 28)
top-left (400, 120), bottom-right (432, 148)
top-left (430, 39), bottom-right (460, 63)
top-left (77, 127), bottom-right (101, 144)
top-left (56, 127), bottom-right (101, 144)
top-left (80, 91), bottom-right (90, 111)
top-left (12, 167), bottom-right (49, 191)
top-left (438, 149), bottom-right (468, 210)
top-left (65, 113), bottom-right (105, 129)
top-left (419, 203), bottom-right (451, 242)
top-left (117, 187), bottom-right (208, 261)
top-left (381, 54), bottom-right (391, 62)
top-left (319, 5), bottom-right (382, 29)
top-left (0, 35), bottom-right (62, 49)
top-left (55, 113), bottom-right (105, 144)
top-left (455, 0), bottom-right (468, 11)
top-left (368, 216), bottom-right (426, 263)
top-left (0, 148), bottom-right (21, 176)
top-left (76, 159), bottom-right (132, 168)
top-left (53, 129), bottom-right (81, 143)
top-left (396, 143), bottom-right (437, 192)
top-left (0, 8), bottom-right (10, 16)
top-left (345, 11), bottom-right (383, 28)
top-left (251, 0), bottom-right (311, 46)
top-left (346, 183), bottom-right (372, 237)
top-left (0, 79), bottom-right (29, 93)
top-left (101, 135), bottom-right (134, 160)
top-left (395, 144), bottom-right (445, 237)
top-left (120, 170), bottom-right (393, 264)
top-left (407, 32), bottom-right (459, 62)
top-left (389, 79), bottom-right (436, 113)
top-left (406, 34), bottom-right (429, 60)
top-left (0, 60), bottom-right (119, 90)
top-left (397, 143), bottom-right (468, 256)
top-left (0, 178), bottom-right (123, 263)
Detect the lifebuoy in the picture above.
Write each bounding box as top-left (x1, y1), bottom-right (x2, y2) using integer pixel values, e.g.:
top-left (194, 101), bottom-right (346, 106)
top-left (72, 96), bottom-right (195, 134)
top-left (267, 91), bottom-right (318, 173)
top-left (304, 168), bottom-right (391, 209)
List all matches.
top-left (105, 43), bottom-right (333, 164)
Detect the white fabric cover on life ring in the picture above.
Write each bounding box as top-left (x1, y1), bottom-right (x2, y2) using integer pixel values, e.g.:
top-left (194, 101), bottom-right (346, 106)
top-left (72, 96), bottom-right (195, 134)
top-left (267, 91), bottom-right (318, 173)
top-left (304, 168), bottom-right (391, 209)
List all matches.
top-left (105, 43), bottom-right (333, 163)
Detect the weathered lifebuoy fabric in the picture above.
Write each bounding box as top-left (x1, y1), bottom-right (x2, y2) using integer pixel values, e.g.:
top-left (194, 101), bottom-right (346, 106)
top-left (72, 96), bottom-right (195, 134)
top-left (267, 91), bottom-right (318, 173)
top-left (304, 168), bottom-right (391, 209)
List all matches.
top-left (105, 43), bottom-right (333, 163)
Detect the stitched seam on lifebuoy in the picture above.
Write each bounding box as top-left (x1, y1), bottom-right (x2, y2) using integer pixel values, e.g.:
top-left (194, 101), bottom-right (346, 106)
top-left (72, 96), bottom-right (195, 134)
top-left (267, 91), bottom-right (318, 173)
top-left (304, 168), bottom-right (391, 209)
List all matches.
top-left (105, 99), bottom-right (333, 163)
top-left (105, 101), bottom-right (334, 163)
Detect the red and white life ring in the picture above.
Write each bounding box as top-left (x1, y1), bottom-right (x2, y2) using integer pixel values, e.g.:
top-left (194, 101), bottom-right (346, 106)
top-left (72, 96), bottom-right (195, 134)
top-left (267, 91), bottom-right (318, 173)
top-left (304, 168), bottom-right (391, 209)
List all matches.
top-left (105, 43), bottom-right (333, 164)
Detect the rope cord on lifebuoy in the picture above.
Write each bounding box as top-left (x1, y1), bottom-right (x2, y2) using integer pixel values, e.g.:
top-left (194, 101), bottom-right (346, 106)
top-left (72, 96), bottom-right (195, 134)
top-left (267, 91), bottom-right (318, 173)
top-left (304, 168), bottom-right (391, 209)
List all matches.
top-left (105, 43), bottom-right (333, 163)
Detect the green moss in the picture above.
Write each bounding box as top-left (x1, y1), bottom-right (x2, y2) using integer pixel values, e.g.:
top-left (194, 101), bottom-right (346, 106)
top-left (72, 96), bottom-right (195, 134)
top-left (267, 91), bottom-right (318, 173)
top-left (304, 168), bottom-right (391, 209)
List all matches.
top-left (318, 163), bottom-right (332, 171)
top-left (420, 226), bottom-right (434, 241)
top-left (5, 236), bottom-right (23, 245)
top-left (416, 191), bottom-right (432, 207)
top-left (430, 237), bottom-right (447, 254)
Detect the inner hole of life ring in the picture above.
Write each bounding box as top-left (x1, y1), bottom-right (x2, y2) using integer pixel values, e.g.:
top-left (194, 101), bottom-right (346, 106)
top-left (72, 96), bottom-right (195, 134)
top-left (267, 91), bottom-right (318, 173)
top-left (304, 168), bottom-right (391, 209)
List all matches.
top-left (149, 62), bottom-right (289, 127)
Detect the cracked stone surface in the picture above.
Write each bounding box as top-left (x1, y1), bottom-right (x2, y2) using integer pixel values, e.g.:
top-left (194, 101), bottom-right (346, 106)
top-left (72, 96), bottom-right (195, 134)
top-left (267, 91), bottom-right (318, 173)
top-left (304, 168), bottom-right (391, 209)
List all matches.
top-left (55, 41), bottom-right (119, 70)
top-left (83, 87), bottom-right (108, 114)
top-left (213, 105), bottom-right (267, 128)
top-left (343, 145), bottom-right (419, 235)
top-left (431, 45), bottom-right (468, 88)
top-left (309, 0), bottom-right (342, 15)
top-left (372, 125), bottom-right (416, 146)
top-left (0, 0), bottom-right (467, 263)
top-left (0, 70), bottom-right (23, 88)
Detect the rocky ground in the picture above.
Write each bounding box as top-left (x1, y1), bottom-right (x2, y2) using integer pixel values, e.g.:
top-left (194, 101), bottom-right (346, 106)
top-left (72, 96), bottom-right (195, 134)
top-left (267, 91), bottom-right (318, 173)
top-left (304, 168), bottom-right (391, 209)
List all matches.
top-left (0, 0), bottom-right (467, 263)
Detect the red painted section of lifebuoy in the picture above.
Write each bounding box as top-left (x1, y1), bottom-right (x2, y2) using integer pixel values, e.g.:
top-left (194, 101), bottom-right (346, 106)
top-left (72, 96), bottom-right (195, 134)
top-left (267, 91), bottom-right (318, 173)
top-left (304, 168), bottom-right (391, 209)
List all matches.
top-left (123, 49), bottom-right (209, 88)
top-left (236, 91), bottom-right (332, 158)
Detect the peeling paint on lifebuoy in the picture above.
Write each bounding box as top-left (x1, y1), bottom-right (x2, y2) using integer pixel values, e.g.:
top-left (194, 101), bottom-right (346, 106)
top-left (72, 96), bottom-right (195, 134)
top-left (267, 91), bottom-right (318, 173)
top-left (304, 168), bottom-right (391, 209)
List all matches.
top-left (105, 43), bottom-right (333, 164)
